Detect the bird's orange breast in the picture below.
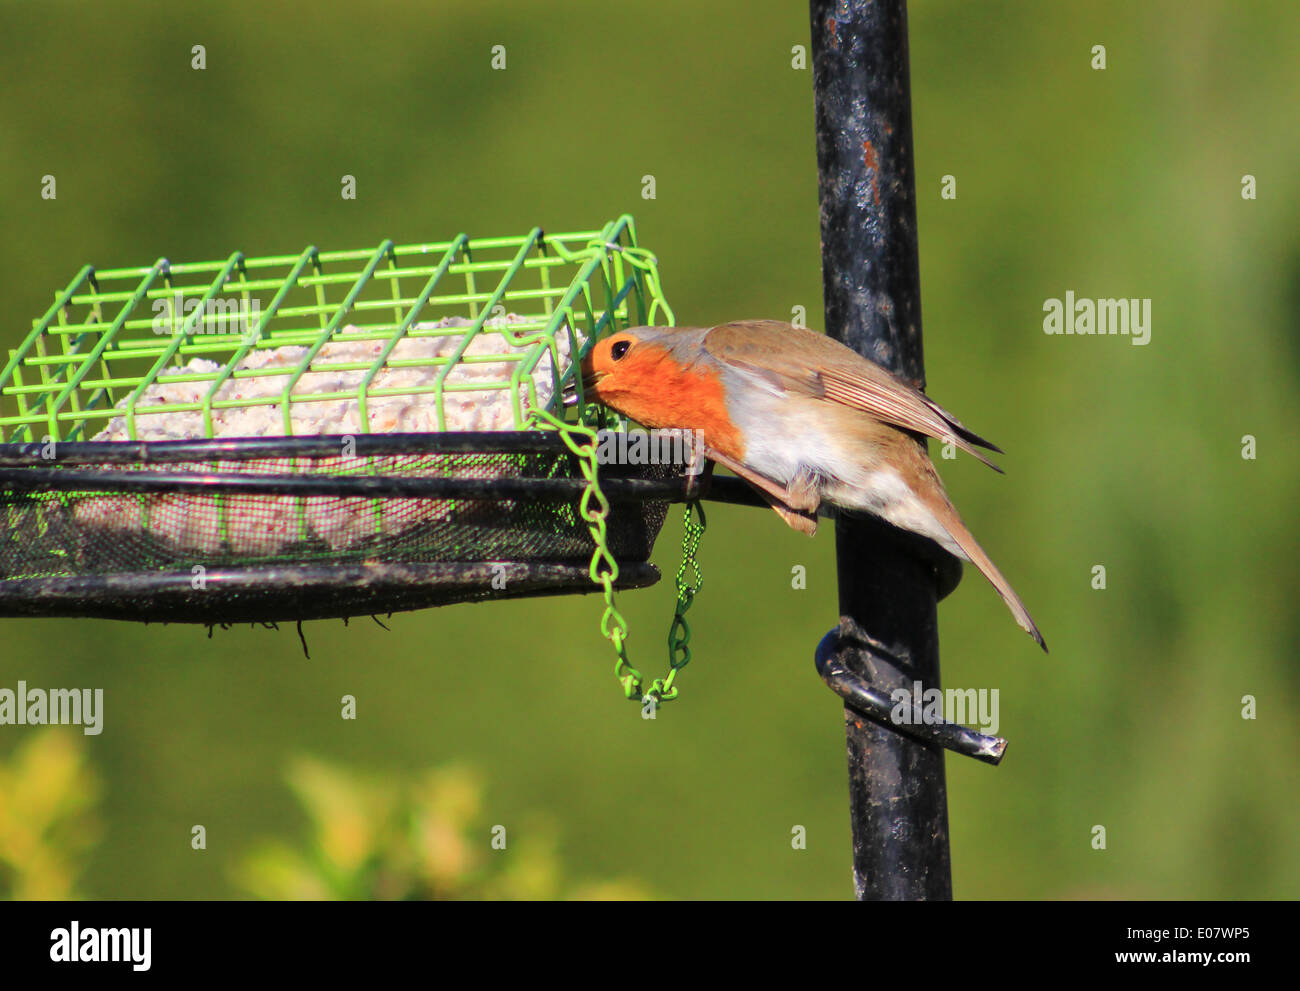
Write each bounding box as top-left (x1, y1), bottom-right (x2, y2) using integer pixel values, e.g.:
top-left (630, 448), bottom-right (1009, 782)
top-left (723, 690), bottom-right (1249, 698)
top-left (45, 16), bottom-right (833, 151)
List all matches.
top-left (591, 346), bottom-right (746, 460)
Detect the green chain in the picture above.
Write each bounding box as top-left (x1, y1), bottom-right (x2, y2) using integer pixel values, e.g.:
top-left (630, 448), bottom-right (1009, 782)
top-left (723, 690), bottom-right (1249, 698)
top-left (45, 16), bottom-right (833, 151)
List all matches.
top-left (583, 241), bottom-right (676, 326)
top-left (656, 500), bottom-right (706, 702)
top-left (545, 237), bottom-right (677, 328)
top-left (527, 408), bottom-right (704, 707)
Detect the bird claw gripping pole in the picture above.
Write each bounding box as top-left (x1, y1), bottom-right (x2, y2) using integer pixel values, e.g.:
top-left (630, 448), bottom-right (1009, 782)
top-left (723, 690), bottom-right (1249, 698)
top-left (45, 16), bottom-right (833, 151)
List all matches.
top-left (528, 408), bottom-right (705, 709)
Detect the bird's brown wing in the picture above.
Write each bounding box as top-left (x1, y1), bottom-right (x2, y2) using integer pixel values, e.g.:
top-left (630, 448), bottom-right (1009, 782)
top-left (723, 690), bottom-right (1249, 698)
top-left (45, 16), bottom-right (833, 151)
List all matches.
top-left (701, 320), bottom-right (1005, 472)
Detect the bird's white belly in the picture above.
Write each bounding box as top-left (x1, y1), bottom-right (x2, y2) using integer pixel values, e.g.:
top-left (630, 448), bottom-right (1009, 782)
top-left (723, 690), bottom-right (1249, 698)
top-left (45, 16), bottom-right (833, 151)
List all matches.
top-left (732, 395), bottom-right (965, 558)
top-left (737, 403), bottom-right (848, 485)
top-left (823, 469), bottom-right (966, 559)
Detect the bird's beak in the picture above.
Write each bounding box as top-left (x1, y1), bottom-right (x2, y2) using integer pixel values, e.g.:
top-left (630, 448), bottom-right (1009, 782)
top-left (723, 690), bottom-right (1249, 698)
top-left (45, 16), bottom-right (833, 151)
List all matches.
top-left (561, 377), bottom-right (580, 407)
top-left (563, 357), bottom-right (605, 407)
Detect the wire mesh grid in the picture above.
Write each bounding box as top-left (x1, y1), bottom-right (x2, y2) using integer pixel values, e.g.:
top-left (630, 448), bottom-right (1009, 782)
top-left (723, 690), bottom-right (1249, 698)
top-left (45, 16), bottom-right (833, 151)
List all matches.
top-left (0, 215), bottom-right (669, 443)
top-left (0, 216), bottom-right (682, 622)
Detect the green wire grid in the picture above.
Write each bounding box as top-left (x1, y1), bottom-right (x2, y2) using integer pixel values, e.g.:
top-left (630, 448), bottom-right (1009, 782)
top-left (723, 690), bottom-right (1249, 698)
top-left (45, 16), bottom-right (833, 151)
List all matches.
top-left (0, 215), bottom-right (674, 443)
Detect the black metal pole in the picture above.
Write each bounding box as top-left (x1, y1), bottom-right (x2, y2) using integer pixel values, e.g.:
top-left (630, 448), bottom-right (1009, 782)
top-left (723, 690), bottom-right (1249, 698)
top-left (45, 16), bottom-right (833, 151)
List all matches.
top-left (809, 0), bottom-right (954, 900)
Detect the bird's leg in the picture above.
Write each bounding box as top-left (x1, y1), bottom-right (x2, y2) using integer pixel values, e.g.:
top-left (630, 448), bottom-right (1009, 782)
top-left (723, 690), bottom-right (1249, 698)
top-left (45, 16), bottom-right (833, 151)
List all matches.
top-left (703, 444), bottom-right (819, 535)
top-left (754, 489), bottom-right (819, 535)
top-left (786, 467), bottom-right (821, 513)
top-left (703, 445), bottom-right (821, 513)
top-left (682, 453), bottom-right (715, 500)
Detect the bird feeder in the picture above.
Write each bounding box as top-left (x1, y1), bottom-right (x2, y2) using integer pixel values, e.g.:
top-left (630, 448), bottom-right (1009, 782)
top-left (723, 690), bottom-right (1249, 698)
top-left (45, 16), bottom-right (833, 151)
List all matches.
top-left (0, 216), bottom-right (690, 626)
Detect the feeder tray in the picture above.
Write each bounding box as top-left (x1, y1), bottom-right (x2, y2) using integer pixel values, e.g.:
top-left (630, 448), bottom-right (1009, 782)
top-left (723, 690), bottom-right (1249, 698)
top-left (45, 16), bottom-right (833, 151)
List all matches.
top-left (0, 218), bottom-right (684, 623)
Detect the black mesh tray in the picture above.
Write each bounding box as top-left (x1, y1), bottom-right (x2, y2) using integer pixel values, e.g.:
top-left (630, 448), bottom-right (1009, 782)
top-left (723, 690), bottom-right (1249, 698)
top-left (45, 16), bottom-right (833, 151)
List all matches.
top-left (0, 433), bottom-right (686, 623)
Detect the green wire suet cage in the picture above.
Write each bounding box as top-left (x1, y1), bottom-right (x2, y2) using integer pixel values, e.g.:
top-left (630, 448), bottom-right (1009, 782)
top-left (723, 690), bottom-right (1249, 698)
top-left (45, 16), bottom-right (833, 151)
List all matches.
top-left (0, 216), bottom-right (690, 625)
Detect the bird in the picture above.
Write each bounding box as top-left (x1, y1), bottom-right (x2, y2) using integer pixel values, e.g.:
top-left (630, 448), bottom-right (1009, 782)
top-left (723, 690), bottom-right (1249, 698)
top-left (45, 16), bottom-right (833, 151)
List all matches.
top-left (576, 319), bottom-right (1046, 651)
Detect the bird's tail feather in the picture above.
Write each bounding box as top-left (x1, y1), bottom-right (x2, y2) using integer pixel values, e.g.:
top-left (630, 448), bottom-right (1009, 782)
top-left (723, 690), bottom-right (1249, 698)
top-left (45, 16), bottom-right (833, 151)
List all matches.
top-left (932, 502), bottom-right (1047, 652)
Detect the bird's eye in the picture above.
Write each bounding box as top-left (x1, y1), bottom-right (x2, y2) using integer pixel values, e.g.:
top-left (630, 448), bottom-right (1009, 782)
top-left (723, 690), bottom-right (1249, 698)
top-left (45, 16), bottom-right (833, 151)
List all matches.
top-left (610, 339), bottom-right (631, 360)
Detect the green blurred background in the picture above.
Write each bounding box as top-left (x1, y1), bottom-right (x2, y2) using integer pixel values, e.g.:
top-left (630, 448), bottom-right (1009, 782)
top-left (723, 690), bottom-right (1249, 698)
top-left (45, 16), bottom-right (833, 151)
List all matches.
top-left (1, 0), bottom-right (1297, 899)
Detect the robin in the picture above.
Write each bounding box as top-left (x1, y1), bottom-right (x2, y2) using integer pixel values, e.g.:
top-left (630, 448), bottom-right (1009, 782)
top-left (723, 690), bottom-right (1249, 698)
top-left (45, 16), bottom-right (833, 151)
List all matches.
top-left (577, 319), bottom-right (1046, 650)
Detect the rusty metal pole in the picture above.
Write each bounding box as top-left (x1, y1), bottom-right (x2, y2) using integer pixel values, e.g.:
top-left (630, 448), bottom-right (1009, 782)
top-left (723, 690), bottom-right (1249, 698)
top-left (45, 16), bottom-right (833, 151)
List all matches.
top-left (808, 0), bottom-right (954, 900)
